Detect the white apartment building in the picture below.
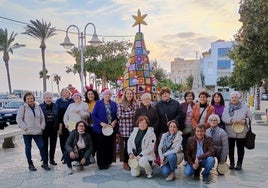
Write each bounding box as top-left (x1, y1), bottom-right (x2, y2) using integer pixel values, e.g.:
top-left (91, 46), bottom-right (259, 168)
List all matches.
top-left (170, 57), bottom-right (198, 84)
top-left (201, 40), bottom-right (235, 90)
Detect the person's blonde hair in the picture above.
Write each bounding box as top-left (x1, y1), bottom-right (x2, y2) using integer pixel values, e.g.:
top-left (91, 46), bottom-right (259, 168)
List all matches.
top-left (120, 87), bottom-right (136, 110)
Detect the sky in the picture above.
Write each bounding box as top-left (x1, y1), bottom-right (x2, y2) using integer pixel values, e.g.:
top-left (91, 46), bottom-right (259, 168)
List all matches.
top-left (0, 0), bottom-right (242, 93)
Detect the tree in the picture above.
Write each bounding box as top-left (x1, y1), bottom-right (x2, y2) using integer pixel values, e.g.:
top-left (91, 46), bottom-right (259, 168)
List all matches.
top-left (185, 75), bottom-right (194, 90)
top-left (39, 69), bottom-right (50, 80)
top-left (229, 0), bottom-right (268, 90)
top-left (151, 60), bottom-right (166, 82)
top-left (217, 76), bottom-right (229, 90)
top-left (84, 40), bottom-right (132, 89)
top-left (52, 74), bottom-right (61, 94)
top-left (0, 28), bottom-right (25, 93)
top-left (23, 19), bottom-right (56, 92)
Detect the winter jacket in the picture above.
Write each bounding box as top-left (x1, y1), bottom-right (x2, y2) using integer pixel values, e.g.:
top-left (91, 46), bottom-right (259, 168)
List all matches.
top-left (186, 135), bottom-right (215, 166)
top-left (65, 130), bottom-right (93, 159)
top-left (16, 103), bottom-right (45, 135)
top-left (191, 103), bottom-right (215, 129)
top-left (222, 102), bottom-right (252, 138)
top-left (158, 131), bottom-right (183, 160)
top-left (127, 127), bottom-right (156, 160)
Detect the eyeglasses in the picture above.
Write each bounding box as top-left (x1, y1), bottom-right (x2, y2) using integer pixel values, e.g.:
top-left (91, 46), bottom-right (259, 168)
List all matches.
top-left (209, 119), bottom-right (218, 122)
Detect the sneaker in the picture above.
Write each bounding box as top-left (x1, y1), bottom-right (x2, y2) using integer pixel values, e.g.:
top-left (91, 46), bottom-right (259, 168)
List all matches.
top-left (28, 164), bottom-right (37, 171)
top-left (147, 174), bottom-right (153, 178)
top-left (41, 163), bottom-right (51, 170)
top-left (67, 167), bottom-right (74, 175)
top-left (165, 172), bottom-right (175, 181)
top-left (50, 161), bottom-right (57, 165)
top-left (203, 175), bottom-right (209, 183)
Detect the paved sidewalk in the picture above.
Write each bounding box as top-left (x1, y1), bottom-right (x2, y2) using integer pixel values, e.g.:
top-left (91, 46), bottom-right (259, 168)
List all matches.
top-left (0, 118), bottom-right (268, 187)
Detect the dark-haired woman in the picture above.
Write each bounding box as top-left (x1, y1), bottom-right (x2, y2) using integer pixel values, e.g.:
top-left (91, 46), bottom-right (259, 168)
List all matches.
top-left (63, 121), bottom-right (94, 175)
top-left (211, 92), bottom-right (225, 129)
top-left (16, 92), bottom-right (50, 171)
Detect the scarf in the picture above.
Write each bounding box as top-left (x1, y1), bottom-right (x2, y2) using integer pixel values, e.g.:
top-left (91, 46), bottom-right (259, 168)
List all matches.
top-left (228, 102), bottom-right (242, 117)
top-left (162, 132), bottom-right (175, 153)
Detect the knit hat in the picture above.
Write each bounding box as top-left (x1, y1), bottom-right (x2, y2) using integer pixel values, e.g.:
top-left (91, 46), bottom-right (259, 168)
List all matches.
top-left (72, 92), bottom-right (83, 98)
top-left (101, 88), bottom-right (111, 96)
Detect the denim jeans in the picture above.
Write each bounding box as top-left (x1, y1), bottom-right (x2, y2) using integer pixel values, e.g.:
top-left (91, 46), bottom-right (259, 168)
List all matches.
top-left (23, 135), bottom-right (47, 165)
top-left (63, 149), bottom-right (91, 168)
top-left (161, 153), bottom-right (177, 175)
top-left (184, 156), bottom-right (215, 177)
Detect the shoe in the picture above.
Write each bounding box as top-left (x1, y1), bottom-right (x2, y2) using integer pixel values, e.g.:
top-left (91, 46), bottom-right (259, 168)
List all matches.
top-left (123, 162), bottom-right (131, 171)
top-left (165, 172), bottom-right (175, 181)
top-left (203, 175), bottom-right (209, 183)
top-left (194, 168), bottom-right (201, 177)
top-left (147, 173), bottom-right (153, 178)
top-left (28, 164), bottom-right (37, 171)
top-left (229, 163), bottom-right (235, 170)
top-left (103, 165), bottom-right (109, 169)
top-left (73, 161), bottom-right (79, 166)
top-left (50, 161), bottom-right (57, 165)
top-left (41, 163), bottom-right (51, 170)
top-left (99, 166), bottom-right (105, 170)
top-left (235, 164), bottom-right (242, 170)
top-left (79, 165), bottom-right (84, 170)
top-left (67, 167), bottom-right (74, 175)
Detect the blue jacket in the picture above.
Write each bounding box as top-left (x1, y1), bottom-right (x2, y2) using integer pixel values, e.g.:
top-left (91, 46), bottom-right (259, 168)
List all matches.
top-left (92, 99), bottom-right (118, 134)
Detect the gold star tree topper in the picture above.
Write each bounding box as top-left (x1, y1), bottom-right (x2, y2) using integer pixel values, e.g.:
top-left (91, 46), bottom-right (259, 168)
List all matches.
top-left (132, 9), bottom-right (147, 27)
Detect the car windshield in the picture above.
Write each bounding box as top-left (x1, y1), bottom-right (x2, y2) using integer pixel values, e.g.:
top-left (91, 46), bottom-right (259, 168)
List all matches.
top-left (4, 101), bottom-right (24, 109)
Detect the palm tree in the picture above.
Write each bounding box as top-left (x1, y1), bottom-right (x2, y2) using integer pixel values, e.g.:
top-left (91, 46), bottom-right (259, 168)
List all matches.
top-left (39, 69), bottom-right (50, 80)
top-left (53, 74), bottom-right (61, 94)
top-left (0, 28), bottom-right (25, 94)
top-left (23, 19), bottom-right (56, 92)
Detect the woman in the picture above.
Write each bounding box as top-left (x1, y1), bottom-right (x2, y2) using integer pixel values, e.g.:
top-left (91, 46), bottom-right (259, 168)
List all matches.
top-left (128, 115), bottom-right (156, 178)
top-left (156, 87), bottom-right (185, 137)
top-left (134, 92), bottom-right (159, 133)
top-left (56, 88), bottom-right (74, 154)
top-left (40, 92), bottom-right (58, 166)
top-left (63, 92), bottom-right (89, 130)
top-left (191, 91), bottom-right (215, 129)
top-left (84, 88), bottom-right (99, 158)
top-left (63, 121), bottom-right (94, 175)
top-left (16, 92), bottom-right (50, 171)
top-left (117, 88), bottom-right (139, 170)
top-left (222, 91), bottom-right (252, 170)
top-left (211, 92), bottom-right (225, 129)
top-left (206, 114), bottom-right (228, 174)
top-left (158, 120), bottom-right (183, 181)
top-left (92, 88), bottom-right (118, 170)
top-left (180, 91), bottom-right (195, 164)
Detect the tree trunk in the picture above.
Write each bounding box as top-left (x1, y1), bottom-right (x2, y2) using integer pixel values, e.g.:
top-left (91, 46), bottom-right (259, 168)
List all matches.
top-left (4, 60), bottom-right (12, 94)
top-left (41, 48), bottom-right (47, 92)
top-left (101, 75), bottom-right (107, 89)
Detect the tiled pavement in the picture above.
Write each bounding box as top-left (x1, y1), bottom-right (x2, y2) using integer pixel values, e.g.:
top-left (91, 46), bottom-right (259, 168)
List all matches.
top-left (0, 102), bottom-right (268, 188)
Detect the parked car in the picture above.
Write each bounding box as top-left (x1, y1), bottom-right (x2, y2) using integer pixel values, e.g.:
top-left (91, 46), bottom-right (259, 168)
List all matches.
top-left (0, 100), bottom-right (24, 124)
top-left (261, 93), bottom-right (268, 101)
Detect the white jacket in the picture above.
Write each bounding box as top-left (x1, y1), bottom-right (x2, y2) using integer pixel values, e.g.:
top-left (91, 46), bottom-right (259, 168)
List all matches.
top-left (127, 127), bottom-right (156, 160)
top-left (158, 131), bottom-right (182, 160)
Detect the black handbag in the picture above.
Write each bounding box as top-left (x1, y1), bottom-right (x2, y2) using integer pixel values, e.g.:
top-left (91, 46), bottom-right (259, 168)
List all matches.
top-left (245, 119), bottom-right (256, 150)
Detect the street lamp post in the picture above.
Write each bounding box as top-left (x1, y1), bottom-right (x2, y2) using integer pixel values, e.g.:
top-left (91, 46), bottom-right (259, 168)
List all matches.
top-left (61, 23), bottom-right (101, 94)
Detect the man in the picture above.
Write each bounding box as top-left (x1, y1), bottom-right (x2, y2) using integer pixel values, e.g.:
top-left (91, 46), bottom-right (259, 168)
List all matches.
top-left (184, 124), bottom-right (215, 183)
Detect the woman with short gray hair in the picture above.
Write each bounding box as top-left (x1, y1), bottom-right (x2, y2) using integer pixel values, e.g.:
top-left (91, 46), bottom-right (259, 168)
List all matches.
top-left (222, 91), bottom-right (252, 170)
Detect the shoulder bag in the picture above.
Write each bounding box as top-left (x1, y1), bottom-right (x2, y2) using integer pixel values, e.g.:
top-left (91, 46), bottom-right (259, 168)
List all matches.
top-left (245, 119), bottom-right (256, 150)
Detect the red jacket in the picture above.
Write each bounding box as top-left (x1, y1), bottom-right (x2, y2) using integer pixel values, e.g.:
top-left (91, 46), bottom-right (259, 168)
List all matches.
top-left (191, 104), bottom-right (215, 129)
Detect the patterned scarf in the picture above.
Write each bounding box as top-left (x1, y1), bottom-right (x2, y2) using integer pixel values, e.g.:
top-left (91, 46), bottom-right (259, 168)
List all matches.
top-left (162, 132), bottom-right (175, 153)
top-left (228, 102), bottom-right (242, 117)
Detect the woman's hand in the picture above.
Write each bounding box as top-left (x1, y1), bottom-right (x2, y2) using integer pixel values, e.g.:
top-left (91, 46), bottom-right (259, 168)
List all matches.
top-left (129, 153), bottom-right (135, 159)
top-left (100, 122), bottom-right (107, 127)
top-left (70, 151), bottom-right (76, 159)
top-left (80, 158), bottom-right (86, 165)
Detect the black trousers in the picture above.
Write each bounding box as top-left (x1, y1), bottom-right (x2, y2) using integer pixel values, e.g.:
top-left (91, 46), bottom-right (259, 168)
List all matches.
top-left (95, 133), bottom-right (114, 167)
top-left (123, 137), bottom-right (129, 163)
top-left (43, 126), bottom-right (58, 162)
top-left (182, 133), bottom-right (191, 160)
top-left (59, 127), bottom-right (69, 154)
top-left (228, 137), bottom-right (245, 165)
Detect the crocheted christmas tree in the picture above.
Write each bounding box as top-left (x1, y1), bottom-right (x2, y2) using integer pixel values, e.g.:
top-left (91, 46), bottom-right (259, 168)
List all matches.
top-left (117, 9), bottom-right (157, 101)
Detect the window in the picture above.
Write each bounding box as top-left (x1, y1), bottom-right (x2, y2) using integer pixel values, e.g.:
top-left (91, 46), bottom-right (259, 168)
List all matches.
top-left (218, 48), bottom-right (230, 57)
top-left (217, 60), bottom-right (231, 70)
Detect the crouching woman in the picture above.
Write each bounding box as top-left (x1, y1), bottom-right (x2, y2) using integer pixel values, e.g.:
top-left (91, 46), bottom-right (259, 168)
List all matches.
top-left (158, 120), bottom-right (183, 181)
top-left (63, 121), bottom-right (94, 175)
top-left (127, 115), bottom-right (156, 178)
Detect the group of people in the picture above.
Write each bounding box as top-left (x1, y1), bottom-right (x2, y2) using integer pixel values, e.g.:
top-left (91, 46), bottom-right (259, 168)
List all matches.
top-left (16, 85), bottom-right (252, 183)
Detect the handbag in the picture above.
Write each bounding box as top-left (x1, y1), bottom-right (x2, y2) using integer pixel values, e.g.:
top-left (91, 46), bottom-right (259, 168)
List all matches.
top-left (245, 119), bottom-right (256, 150)
top-left (176, 150), bottom-right (184, 165)
top-left (73, 145), bottom-right (79, 158)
